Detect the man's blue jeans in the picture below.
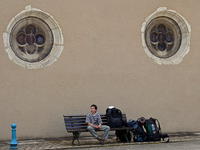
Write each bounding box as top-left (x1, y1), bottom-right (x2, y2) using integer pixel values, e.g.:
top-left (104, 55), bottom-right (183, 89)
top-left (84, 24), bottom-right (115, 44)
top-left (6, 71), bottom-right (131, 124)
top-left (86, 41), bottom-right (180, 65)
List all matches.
top-left (87, 125), bottom-right (110, 140)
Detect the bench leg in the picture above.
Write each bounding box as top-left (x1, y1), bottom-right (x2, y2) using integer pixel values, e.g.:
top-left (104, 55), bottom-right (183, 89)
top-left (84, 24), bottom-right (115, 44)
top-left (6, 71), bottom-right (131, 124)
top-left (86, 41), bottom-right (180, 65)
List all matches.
top-left (72, 131), bottom-right (80, 145)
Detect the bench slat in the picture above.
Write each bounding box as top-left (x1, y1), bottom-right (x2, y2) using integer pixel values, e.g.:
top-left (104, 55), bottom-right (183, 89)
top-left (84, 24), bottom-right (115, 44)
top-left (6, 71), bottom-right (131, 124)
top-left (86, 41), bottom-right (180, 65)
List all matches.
top-left (64, 115), bottom-right (126, 119)
top-left (65, 124), bottom-right (130, 129)
top-left (65, 121), bottom-right (107, 125)
top-left (64, 117), bottom-right (107, 121)
top-left (64, 119), bottom-right (107, 123)
top-left (63, 115), bottom-right (107, 117)
top-left (64, 117), bottom-right (108, 120)
top-left (66, 126), bottom-right (87, 129)
top-left (66, 127), bottom-right (131, 133)
top-left (64, 115), bottom-right (126, 120)
top-left (65, 122), bottom-right (107, 127)
top-left (63, 114), bottom-right (125, 117)
top-left (64, 121), bottom-right (108, 126)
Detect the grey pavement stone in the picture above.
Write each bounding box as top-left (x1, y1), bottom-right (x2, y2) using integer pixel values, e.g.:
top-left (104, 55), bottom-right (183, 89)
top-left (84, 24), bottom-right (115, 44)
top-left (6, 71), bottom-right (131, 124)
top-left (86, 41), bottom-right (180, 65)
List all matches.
top-left (1, 132), bottom-right (200, 150)
top-left (87, 140), bottom-right (200, 150)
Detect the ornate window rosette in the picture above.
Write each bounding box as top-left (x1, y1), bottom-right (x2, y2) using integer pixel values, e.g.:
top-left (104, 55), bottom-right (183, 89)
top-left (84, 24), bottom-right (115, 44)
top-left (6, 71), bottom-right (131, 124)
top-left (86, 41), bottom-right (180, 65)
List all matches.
top-left (3, 5), bottom-right (64, 69)
top-left (141, 7), bottom-right (191, 64)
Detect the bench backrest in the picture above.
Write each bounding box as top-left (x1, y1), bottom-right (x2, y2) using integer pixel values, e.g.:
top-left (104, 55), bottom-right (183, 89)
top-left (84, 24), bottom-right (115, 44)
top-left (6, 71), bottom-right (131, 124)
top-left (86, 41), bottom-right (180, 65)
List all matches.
top-left (63, 114), bottom-right (127, 132)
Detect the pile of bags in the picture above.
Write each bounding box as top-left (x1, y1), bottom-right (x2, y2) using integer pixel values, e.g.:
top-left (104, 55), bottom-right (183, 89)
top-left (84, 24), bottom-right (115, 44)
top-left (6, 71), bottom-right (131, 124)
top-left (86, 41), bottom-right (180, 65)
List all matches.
top-left (106, 106), bottom-right (169, 143)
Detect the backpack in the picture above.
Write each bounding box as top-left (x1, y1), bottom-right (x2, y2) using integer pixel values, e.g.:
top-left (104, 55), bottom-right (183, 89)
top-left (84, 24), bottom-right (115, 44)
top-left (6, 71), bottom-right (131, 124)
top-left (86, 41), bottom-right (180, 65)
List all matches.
top-left (144, 118), bottom-right (169, 142)
top-left (127, 119), bottom-right (147, 142)
top-left (115, 129), bottom-right (132, 143)
top-left (106, 107), bottom-right (124, 128)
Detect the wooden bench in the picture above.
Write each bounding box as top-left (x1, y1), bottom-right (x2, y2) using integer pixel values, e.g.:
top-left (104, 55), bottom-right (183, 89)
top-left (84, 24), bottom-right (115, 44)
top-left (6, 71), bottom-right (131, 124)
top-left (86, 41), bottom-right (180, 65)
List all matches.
top-left (63, 114), bottom-right (131, 145)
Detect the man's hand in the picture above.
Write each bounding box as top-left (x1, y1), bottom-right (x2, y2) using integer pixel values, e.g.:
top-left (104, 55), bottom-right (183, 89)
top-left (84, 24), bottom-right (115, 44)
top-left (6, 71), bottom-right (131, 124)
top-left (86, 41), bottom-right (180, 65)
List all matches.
top-left (88, 123), bottom-right (101, 129)
top-left (93, 125), bottom-right (101, 129)
top-left (94, 125), bottom-right (99, 128)
top-left (94, 124), bottom-right (101, 129)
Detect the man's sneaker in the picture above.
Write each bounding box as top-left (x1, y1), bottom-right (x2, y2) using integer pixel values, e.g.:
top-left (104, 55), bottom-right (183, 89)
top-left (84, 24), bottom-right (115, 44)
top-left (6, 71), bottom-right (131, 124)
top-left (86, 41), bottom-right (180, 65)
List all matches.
top-left (99, 139), bottom-right (105, 145)
top-left (96, 137), bottom-right (102, 141)
top-left (97, 137), bottom-right (105, 145)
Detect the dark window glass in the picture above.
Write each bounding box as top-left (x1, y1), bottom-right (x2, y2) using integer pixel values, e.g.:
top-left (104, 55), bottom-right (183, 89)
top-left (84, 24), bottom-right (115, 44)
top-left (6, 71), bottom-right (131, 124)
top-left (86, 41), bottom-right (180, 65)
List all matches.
top-left (16, 33), bottom-right (26, 45)
top-left (158, 42), bottom-right (166, 51)
top-left (25, 25), bottom-right (36, 34)
top-left (158, 33), bottom-right (166, 42)
top-left (166, 32), bottom-right (174, 42)
top-left (36, 34), bottom-right (45, 45)
top-left (157, 24), bottom-right (166, 33)
top-left (26, 35), bottom-right (35, 45)
top-left (150, 32), bottom-right (158, 42)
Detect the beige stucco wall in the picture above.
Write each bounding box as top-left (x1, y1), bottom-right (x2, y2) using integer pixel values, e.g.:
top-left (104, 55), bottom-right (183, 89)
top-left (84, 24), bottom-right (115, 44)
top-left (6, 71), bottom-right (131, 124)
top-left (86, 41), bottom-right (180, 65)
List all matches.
top-left (0, 0), bottom-right (200, 140)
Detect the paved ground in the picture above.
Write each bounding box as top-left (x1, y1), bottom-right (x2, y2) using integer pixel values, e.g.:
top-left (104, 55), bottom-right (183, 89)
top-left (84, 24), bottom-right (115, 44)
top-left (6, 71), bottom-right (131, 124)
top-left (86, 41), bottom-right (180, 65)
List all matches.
top-left (2, 140), bottom-right (200, 150)
top-left (1, 132), bottom-right (200, 150)
top-left (87, 140), bottom-right (200, 150)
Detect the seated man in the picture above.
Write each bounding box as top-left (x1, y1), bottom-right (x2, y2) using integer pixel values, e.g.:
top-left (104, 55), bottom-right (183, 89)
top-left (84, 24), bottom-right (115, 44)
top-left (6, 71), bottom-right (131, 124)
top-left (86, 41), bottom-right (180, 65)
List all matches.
top-left (86, 104), bottom-right (110, 144)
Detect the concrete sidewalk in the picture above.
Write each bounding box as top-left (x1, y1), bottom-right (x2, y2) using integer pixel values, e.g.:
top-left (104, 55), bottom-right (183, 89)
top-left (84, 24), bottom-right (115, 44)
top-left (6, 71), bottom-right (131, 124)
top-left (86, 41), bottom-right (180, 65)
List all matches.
top-left (1, 132), bottom-right (200, 150)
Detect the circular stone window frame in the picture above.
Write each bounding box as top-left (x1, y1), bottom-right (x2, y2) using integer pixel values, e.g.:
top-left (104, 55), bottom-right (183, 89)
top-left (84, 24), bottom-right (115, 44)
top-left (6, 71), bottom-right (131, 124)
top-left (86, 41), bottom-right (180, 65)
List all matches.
top-left (3, 5), bottom-right (64, 69)
top-left (141, 7), bottom-right (191, 65)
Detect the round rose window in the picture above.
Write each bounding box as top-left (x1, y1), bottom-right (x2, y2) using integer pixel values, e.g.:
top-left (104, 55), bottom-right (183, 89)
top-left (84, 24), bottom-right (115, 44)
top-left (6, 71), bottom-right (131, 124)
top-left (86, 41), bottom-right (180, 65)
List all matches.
top-left (4, 6), bottom-right (64, 69)
top-left (10, 17), bottom-right (54, 63)
top-left (141, 7), bottom-right (191, 64)
top-left (145, 16), bottom-right (182, 58)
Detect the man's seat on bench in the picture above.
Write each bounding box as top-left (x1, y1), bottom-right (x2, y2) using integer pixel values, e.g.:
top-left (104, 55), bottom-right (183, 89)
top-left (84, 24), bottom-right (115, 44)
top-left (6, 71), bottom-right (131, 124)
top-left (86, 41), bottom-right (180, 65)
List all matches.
top-left (63, 114), bottom-right (130, 145)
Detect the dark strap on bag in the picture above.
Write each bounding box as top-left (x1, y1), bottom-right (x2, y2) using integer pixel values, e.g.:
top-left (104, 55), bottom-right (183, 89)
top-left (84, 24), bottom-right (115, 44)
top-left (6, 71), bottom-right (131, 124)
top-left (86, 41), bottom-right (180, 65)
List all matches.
top-left (153, 118), bottom-right (169, 142)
